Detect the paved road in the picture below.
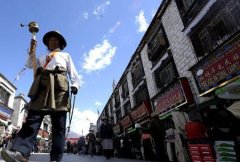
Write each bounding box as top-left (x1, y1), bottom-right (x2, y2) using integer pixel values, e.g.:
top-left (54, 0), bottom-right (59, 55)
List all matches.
top-left (0, 153), bottom-right (146, 162)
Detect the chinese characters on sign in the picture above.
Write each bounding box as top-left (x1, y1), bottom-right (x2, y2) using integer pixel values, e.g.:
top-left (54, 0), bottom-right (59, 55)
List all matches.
top-left (191, 36), bottom-right (240, 95)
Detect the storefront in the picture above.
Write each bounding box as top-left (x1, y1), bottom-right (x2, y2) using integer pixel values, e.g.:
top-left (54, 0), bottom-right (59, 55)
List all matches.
top-left (190, 31), bottom-right (240, 161)
top-left (0, 102), bottom-right (13, 121)
top-left (129, 100), bottom-right (152, 129)
top-left (152, 77), bottom-right (194, 162)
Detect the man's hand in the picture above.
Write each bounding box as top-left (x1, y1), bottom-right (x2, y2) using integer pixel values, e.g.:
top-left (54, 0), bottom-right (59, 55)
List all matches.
top-left (71, 86), bottom-right (78, 95)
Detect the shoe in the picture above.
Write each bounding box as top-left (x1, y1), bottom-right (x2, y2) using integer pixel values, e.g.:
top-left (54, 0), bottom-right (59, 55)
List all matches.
top-left (1, 149), bottom-right (28, 162)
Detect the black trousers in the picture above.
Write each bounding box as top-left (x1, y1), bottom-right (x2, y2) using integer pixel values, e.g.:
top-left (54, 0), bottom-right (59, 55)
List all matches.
top-left (11, 110), bottom-right (67, 161)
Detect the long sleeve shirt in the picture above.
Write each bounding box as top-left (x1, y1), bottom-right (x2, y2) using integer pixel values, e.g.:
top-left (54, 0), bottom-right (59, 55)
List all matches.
top-left (26, 49), bottom-right (81, 89)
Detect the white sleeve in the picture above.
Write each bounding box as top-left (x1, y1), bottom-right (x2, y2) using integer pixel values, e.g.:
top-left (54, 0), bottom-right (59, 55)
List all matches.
top-left (66, 53), bottom-right (81, 90)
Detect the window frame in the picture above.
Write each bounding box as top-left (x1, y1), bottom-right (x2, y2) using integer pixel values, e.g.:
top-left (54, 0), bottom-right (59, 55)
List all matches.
top-left (147, 24), bottom-right (169, 62)
top-left (0, 86), bottom-right (10, 105)
top-left (131, 61), bottom-right (144, 88)
top-left (154, 57), bottom-right (179, 90)
top-left (189, 0), bottom-right (240, 58)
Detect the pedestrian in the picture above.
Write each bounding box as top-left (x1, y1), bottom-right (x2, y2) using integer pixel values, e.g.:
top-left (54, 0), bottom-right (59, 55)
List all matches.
top-left (99, 116), bottom-right (114, 160)
top-left (86, 130), bottom-right (96, 157)
top-left (148, 112), bottom-right (169, 162)
top-left (66, 140), bottom-right (72, 154)
top-left (2, 120), bottom-right (17, 150)
top-left (1, 31), bottom-right (81, 162)
top-left (77, 136), bottom-right (85, 155)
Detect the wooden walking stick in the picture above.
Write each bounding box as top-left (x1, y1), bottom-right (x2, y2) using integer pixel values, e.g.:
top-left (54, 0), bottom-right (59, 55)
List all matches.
top-left (21, 22), bottom-right (39, 78)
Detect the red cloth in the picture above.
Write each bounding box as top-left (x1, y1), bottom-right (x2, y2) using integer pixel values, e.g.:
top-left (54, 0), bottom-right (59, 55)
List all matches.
top-left (185, 121), bottom-right (208, 140)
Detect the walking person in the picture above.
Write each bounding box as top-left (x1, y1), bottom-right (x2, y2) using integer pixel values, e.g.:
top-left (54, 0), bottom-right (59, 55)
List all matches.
top-left (99, 116), bottom-right (114, 160)
top-left (1, 31), bottom-right (81, 162)
top-left (77, 136), bottom-right (85, 155)
top-left (86, 130), bottom-right (96, 157)
top-left (148, 112), bottom-right (169, 162)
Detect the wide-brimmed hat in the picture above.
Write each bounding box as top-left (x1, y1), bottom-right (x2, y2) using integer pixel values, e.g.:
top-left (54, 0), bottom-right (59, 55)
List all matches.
top-left (43, 31), bottom-right (67, 49)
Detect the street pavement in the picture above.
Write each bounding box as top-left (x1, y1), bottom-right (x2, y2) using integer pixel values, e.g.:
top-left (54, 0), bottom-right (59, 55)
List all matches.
top-left (0, 153), bottom-right (147, 162)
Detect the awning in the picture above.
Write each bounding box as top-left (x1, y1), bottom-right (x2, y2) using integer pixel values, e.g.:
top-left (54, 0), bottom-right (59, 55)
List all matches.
top-left (227, 100), bottom-right (240, 120)
top-left (215, 79), bottom-right (240, 99)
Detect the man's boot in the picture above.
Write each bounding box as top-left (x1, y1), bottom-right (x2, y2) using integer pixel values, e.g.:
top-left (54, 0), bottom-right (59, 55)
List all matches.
top-left (1, 149), bottom-right (28, 162)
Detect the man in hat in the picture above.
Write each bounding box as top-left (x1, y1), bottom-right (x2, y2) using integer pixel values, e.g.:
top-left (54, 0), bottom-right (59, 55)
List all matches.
top-left (99, 116), bottom-right (114, 160)
top-left (1, 31), bottom-right (81, 162)
top-left (86, 130), bottom-right (96, 157)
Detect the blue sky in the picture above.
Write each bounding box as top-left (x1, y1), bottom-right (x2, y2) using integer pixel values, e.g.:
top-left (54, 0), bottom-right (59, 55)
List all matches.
top-left (0, 0), bottom-right (160, 136)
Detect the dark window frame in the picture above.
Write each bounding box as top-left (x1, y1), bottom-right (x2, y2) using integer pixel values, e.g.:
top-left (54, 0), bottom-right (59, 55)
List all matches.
top-left (123, 101), bottom-right (131, 115)
top-left (115, 109), bottom-right (121, 122)
top-left (0, 86), bottom-right (10, 105)
top-left (121, 80), bottom-right (129, 99)
top-left (133, 84), bottom-right (149, 107)
top-left (189, 0), bottom-right (240, 58)
top-left (114, 91), bottom-right (121, 108)
top-left (154, 56), bottom-right (179, 90)
top-left (175, 0), bottom-right (208, 26)
top-left (43, 123), bottom-right (48, 131)
top-left (147, 24), bottom-right (169, 63)
top-left (131, 61), bottom-right (144, 88)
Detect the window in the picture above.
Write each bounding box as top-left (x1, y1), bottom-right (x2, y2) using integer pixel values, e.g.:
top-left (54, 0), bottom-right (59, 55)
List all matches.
top-left (190, 0), bottom-right (240, 57)
top-left (134, 85), bottom-right (149, 106)
top-left (175, 0), bottom-right (208, 25)
top-left (123, 101), bottom-right (131, 115)
top-left (104, 109), bottom-right (109, 118)
top-left (115, 109), bottom-right (121, 122)
top-left (147, 25), bottom-right (169, 61)
top-left (121, 80), bottom-right (129, 99)
top-left (0, 86), bottom-right (10, 105)
top-left (114, 91), bottom-right (120, 107)
top-left (43, 123), bottom-right (48, 131)
top-left (131, 61), bottom-right (144, 88)
top-left (154, 57), bottom-right (178, 89)
top-left (109, 102), bottom-right (113, 114)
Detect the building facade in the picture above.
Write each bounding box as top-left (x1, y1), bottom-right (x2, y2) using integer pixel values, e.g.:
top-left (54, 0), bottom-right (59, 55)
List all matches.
top-left (0, 73), bottom-right (16, 121)
top-left (97, 0), bottom-right (240, 161)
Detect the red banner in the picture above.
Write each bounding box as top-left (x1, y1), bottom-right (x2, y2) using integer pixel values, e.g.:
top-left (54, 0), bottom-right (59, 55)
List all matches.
top-left (191, 35), bottom-right (240, 95)
top-left (153, 78), bottom-right (193, 114)
top-left (119, 115), bottom-right (132, 129)
top-left (130, 100), bottom-right (151, 121)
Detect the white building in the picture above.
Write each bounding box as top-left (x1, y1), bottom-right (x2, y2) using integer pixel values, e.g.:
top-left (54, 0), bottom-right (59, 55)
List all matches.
top-left (12, 94), bottom-right (28, 128)
top-left (0, 73), bottom-right (16, 122)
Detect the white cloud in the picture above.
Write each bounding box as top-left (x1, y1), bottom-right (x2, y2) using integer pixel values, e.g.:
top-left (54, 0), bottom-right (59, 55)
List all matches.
top-left (68, 108), bottom-right (99, 136)
top-left (82, 39), bottom-right (117, 72)
top-left (109, 21), bottom-right (121, 34)
top-left (135, 10), bottom-right (149, 33)
top-left (95, 101), bottom-right (102, 107)
top-left (82, 12), bottom-right (89, 20)
top-left (78, 73), bottom-right (84, 87)
top-left (93, 1), bottom-right (111, 19)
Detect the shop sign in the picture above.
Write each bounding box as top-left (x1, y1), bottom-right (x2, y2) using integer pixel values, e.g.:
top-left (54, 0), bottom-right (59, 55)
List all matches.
top-left (191, 35), bottom-right (240, 96)
top-left (0, 105), bottom-right (13, 119)
top-left (119, 114), bottom-right (132, 129)
top-left (130, 100), bottom-right (151, 122)
top-left (113, 123), bottom-right (121, 135)
top-left (154, 78), bottom-right (193, 114)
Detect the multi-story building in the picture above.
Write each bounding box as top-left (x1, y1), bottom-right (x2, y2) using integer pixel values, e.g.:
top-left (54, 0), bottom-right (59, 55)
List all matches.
top-left (98, 0), bottom-right (240, 161)
top-left (0, 73), bottom-right (52, 152)
top-left (12, 94), bottom-right (28, 128)
top-left (0, 73), bottom-right (17, 122)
